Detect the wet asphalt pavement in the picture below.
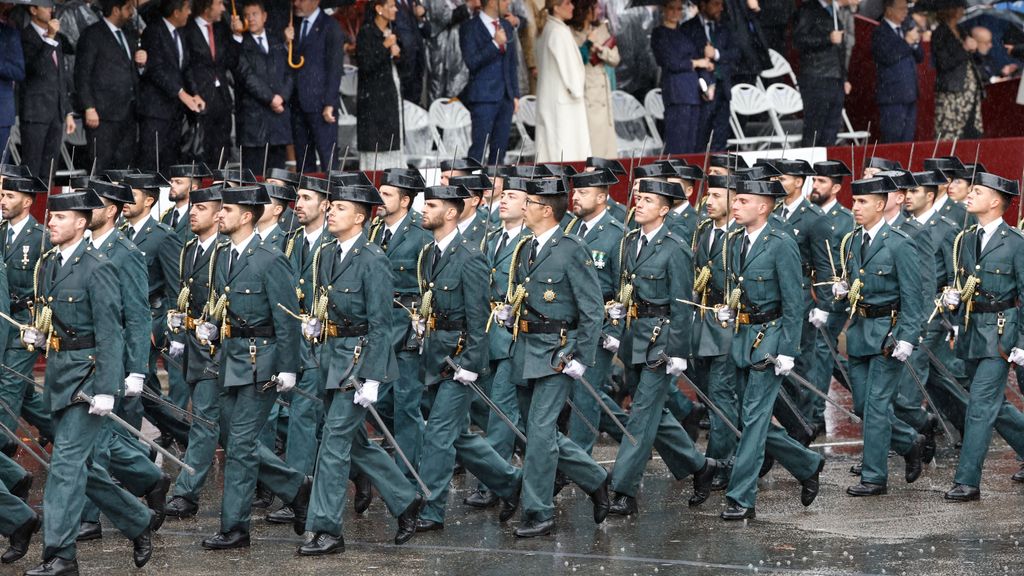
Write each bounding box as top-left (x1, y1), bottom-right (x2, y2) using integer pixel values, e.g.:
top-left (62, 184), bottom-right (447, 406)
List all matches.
top-left (4, 386), bottom-right (1024, 576)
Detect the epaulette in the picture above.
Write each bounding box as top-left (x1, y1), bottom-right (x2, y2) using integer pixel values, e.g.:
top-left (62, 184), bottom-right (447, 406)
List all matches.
top-left (559, 233), bottom-right (585, 247)
top-left (160, 206), bottom-right (175, 221)
top-left (1006, 225), bottom-right (1024, 240)
top-left (363, 241), bottom-right (385, 256)
top-left (256, 240), bottom-right (282, 254)
top-left (83, 246), bottom-right (105, 261)
top-left (459, 238), bottom-right (482, 254)
top-left (696, 217), bottom-right (714, 232)
top-left (728, 228), bottom-right (744, 237)
top-left (889, 226), bottom-right (911, 240)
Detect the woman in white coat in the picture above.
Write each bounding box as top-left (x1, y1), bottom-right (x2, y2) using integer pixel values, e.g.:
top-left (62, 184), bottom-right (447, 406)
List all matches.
top-left (534, 0), bottom-right (591, 162)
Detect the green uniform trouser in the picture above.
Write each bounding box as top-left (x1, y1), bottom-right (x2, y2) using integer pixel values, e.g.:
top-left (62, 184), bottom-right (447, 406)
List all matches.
top-left (44, 404), bottom-right (150, 561)
top-left (0, 451), bottom-right (29, 494)
top-left (173, 377), bottom-right (221, 503)
top-left (568, 347), bottom-right (614, 454)
top-left (420, 380), bottom-right (522, 523)
top-left (803, 313), bottom-right (850, 424)
top-left (306, 388), bottom-right (415, 535)
top-left (219, 384), bottom-right (305, 533)
top-left (81, 420), bottom-right (164, 524)
top-left (726, 367), bottom-right (822, 509)
top-left (955, 358), bottom-right (1024, 487)
top-left (849, 354), bottom-right (920, 485)
top-left (704, 355), bottom-right (739, 465)
top-left (476, 358), bottom-right (523, 494)
top-left (609, 366), bottom-right (706, 498)
top-left (386, 348), bottom-right (426, 479)
top-left (140, 354), bottom-right (190, 446)
top-left (0, 473), bottom-right (33, 536)
top-left (894, 327), bottom-right (969, 432)
top-left (284, 365), bottom-right (325, 476)
top-left (0, 345), bottom-right (48, 451)
top-left (516, 374), bottom-right (608, 524)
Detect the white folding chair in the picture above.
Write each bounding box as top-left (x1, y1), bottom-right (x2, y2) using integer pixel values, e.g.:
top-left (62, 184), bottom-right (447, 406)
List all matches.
top-left (338, 64), bottom-right (358, 116)
top-left (7, 119), bottom-right (21, 165)
top-left (727, 83), bottom-right (788, 150)
top-left (428, 98), bottom-right (472, 157)
top-left (763, 83), bottom-right (804, 146)
top-left (643, 88), bottom-right (665, 142)
top-left (757, 48), bottom-right (799, 90)
top-left (611, 90), bottom-right (661, 157)
top-left (510, 94), bottom-right (537, 162)
top-left (404, 100), bottom-right (442, 168)
top-left (837, 108), bottom-right (871, 145)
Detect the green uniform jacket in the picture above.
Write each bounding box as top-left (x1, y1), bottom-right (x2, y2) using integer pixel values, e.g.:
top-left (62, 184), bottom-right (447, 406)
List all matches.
top-left (842, 223), bottom-right (925, 357)
top-left (693, 220), bottom-right (736, 357)
top-left (259, 224), bottom-right (288, 252)
top-left (666, 203), bottom-right (698, 243)
top-left (420, 233), bottom-right (490, 384)
top-left (564, 211), bottom-right (624, 343)
top-left (279, 207), bottom-right (300, 234)
top-left (287, 227), bottom-right (333, 372)
top-left (461, 212), bottom-right (488, 251)
top-left (510, 228), bottom-right (602, 380)
top-left (127, 216), bottom-right (184, 349)
top-left (94, 230), bottom-right (151, 376)
top-left (0, 217), bottom-right (42, 349)
top-left (937, 196), bottom-right (969, 230)
top-left (36, 241), bottom-right (123, 411)
top-left (486, 227), bottom-right (525, 362)
top-left (316, 235), bottom-right (398, 387)
top-left (891, 213), bottom-right (936, 319)
top-left (809, 202), bottom-right (853, 314)
top-left (160, 205), bottom-right (195, 243)
top-left (213, 237), bottom-right (300, 385)
top-left (369, 212), bottom-right (432, 351)
top-left (179, 236), bottom-right (227, 384)
top-left (775, 198), bottom-right (825, 285)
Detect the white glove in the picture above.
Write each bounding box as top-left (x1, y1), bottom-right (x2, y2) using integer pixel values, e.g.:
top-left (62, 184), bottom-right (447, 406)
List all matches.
top-left (891, 340), bottom-right (914, 362)
top-left (1009, 348), bottom-right (1024, 367)
top-left (412, 317), bottom-right (426, 338)
top-left (946, 326), bottom-right (960, 342)
top-left (832, 280), bottom-right (850, 300)
top-left (602, 335), bottom-right (620, 353)
top-left (167, 311), bottom-right (186, 332)
top-left (808, 308), bottom-right (829, 329)
top-left (716, 306), bottom-right (735, 324)
top-left (453, 368), bottom-right (478, 385)
top-left (196, 321), bottom-right (218, 343)
top-left (21, 327), bottom-right (44, 348)
top-left (562, 359), bottom-right (586, 380)
top-left (607, 303), bottom-right (627, 320)
top-left (274, 372), bottom-right (297, 393)
top-left (88, 394), bottom-right (115, 416)
top-left (169, 341), bottom-right (185, 358)
top-left (774, 355), bottom-right (795, 377)
top-left (666, 357), bottom-right (687, 376)
top-left (492, 304), bottom-right (512, 326)
top-left (354, 379), bottom-right (380, 407)
top-left (124, 373), bottom-right (145, 397)
top-left (301, 317), bottom-right (323, 340)
top-left (941, 287), bottom-right (961, 308)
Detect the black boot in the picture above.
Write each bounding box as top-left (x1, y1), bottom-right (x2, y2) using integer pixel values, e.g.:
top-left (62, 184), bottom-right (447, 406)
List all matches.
top-left (132, 526), bottom-right (153, 568)
top-left (689, 458), bottom-right (717, 507)
top-left (145, 473), bottom-right (171, 531)
top-left (352, 473), bottom-right (373, 514)
top-left (290, 476), bottom-right (313, 536)
top-left (297, 532), bottom-right (344, 556)
top-left (904, 436), bottom-right (924, 484)
top-left (24, 557), bottom-right (79, 576)
top-left (394, 495), bottom-right (423, 545)
top-left (165, 495), bottom-right (198, 519)
top-left (200, 529), bottom-right (251, 550)
top-left (1, 513), bottom-right (39, 564)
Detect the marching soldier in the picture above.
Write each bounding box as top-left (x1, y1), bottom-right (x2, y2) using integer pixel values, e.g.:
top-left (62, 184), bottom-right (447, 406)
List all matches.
top-left (161, 164), bottom-right (211, 242)
top-left (706, 153), bottom-right (748, 177)
top-left (661, 162), bottom-right (701, 241)
top-left (862, 156), bottom-right (902, 179)
top-left (265, 167), bottom-right (301, 233)
top-left (922, 156), bottom-right (969, 228)
top-left (721, 179), bottom-right (824, 520)
top-left (255, 182), bottom-right (296, 250)
top-left (24, 190), bottom-right (154, 575)
top-left (836, 175), bottom-right (926, 497)
top-left (0, 453), bottom-right (37, 565)
top-left (298, 184), bottom-right (421, 555)
top-left (449, 174), bottom-right (491, 248)
top-left (439, 157), bottom-right (483, 185)
top-left (584, 157), bottom-right (628, 222)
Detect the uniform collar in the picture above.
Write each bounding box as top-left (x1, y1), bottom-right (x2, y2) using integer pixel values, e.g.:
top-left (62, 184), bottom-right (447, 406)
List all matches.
top-left (435, 227), bottom-right (459, 253)
top-left (581, 209), bottom-right (605, 233)
top-left (59, 237), bottom-right (86, 264)
top-left (231, 230), bottom-right (258, 254)
top-left (90, 227), bottom-right (115, 249)
top-left (820, 198), bottom-right (838, 213)
top-left (6, 214), bottom-right (29, 241)
top-left (914, 206), bottom-right (936, 224)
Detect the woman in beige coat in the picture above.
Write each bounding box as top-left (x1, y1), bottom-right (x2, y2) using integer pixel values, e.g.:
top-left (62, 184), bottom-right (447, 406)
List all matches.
top-left (534, 0), bottom-right (591, 162)
top-left (569, 0), bottom-right (620, 159)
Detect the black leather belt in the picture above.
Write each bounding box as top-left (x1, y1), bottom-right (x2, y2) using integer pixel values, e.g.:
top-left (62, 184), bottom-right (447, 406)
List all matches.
top-left (736, 310), bottom-right (781, 325)
top-left (856, 303), bottom-right (900, 319)
top-left (971, 299), bottom-right (1016, 314)
top-left (517, 319), bottom-right (577, 334)
top-left (326, 322), bottom-right (368, 337)
top-left (634, 302), bottom-right (670, 318)
top-left (393, 294), bottom-right (418, 309)
top-left (802, 264), bottom-right (814, 277)
top-left (602, 292), bottom-right (615, 302)
top-left (224, 325), bottom-right (276, 339)
top-left (430, 316), bottom-right (466, 331)
top-left (10, 296), bottom-right (30, 313)
top-left (49, 334), bottom-right (95, 352)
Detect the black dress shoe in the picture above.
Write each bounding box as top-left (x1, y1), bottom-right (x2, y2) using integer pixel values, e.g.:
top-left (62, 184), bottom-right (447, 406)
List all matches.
top-left (513, 518), bottom-right (555, 538)
top-left (132, 526), bottom-right (153, 568)
top-left (758, 454), bottom-right (775, 478)
top-left (414, 518), bottom-right (444, 532)
top-left (698, 414), bottom-right (711, 430)
top-left (0, 443), bottom-right (15, 459)
top-left (463, 489), bottom-right (498, 509)
top-left (1, 513), bottom-right (39, 564)
top-left (944, 483), bottom-right (980, 502)
top-left (165, 496), bottom-right (198, 519)
top-left (352, 473), bottom-right (373, 514)
top-left (681, 403), bottom-right (706, 442)
top-left (589, 476), bottom-right (610, 523)
top-left (1012, 464), bottom-right (1024, 483)
top-left (499, 485), bottom-right (520, 523)
top-left (552, 471), bottom-right (570, 497)
top-left (76, 522), bottom-right (101, 542)
top-left (849, 461), bottom-right (862, 476)
top-left (266, 506), bottom-right (294, 524)
top-left (846, 482), bottom-right (887, 497)
top-left (801, 458), bottom-right (825, 506)
top-left (145, 473), bottom-right (171, 531)
top-left (10, 472), bottom-right (32, 503)
top-left (608, 493), bottom-right (637, 516)
top-left (812, 422), bottom-right (827, 441)
top-left (252, 483), bottom-right (274, 509)
top-left (921, 415), bottom-right (939, 464)
top-left (201, 529), bottom-right (251, 550)
top-left (904, 436), bottom-right (924, 484)
top-left (297, 532), bottom-right (344, 556)
top-left (710, 473), bottom-right (729, 492)
top-left (24, 556), bottom-right (79, 576)
top-left (720, 500), bottom-right (755, 521)
top-left (689, 458), bottom-right (718, 507)
top-left (290, 476), bottom-right (313, 536)
top-left (395, 495), bottom-right (423, 545)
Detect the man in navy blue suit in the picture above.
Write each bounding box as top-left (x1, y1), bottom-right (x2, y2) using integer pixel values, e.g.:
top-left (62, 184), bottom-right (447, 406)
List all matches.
top-left (460, 0), bottom-right (518, 165)
top-left (0, 6), bottom-right (24, 163)
top-left (393, 0), bottom-right (429, 103)
top-left (288, 0), bottom-right (344, 173)
top-left (680, 0), bottom-right (736, 152)
top-left (871, 0), bottom-right (922, 143)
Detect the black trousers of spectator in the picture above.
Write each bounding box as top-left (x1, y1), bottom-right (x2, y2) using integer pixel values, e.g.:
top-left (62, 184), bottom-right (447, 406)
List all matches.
top-left (87, 116), bottom-right (137, 172)
top-left (878, 102), bottom-right (917, 143)
top-left (138, 114), bottom-right (182, 172)
top-left (800, 76), bottom-right (845, 147)
top-left (241, 145), bottom-right (287, 177)
top-left (293, 108), bottom-right (337, 174)
top-left (20, 118), bottom-right (63, 182)
top-left (467, 96), bottom-right (513, 166)
top-left (199, 90), bottom-right (233, 169)
top-left (698, 94), bottom-right (731, 152)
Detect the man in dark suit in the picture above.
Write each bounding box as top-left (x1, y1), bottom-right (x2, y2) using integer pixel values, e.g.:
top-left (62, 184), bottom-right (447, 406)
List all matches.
top-left (871, 0), bottom-right (922, 143)
top-left (18, 0), bottom-right (75, 180)
top-left (460, 0), bottom-right (518, 165)
top-left (76, 0), bottom-right (146, 172)
top-left (288, 0), bottom-right (344, 173)
top-left (183, 0), bottom-right (236, 167)
top-left (680, 0), bottom-right (737, 152)
top-left (0, 7), bottom-right (23, 163)
top-left (794, 0), bottom-right (846, 147)
top-left (138, 0), bottom-right (205, 171)
top-left (393, 0), bottom-right (429, 103)
top-left (234, 0), bottom-right (292, 175)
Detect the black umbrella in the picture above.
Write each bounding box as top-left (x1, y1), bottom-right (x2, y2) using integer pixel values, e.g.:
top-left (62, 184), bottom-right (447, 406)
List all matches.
top-left (0, 0), bottom-right (54, 6)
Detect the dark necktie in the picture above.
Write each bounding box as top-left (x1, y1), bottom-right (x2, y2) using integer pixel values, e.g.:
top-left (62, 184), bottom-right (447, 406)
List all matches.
top-left (781, 207), bottom-right (790, 221)
top-left (637, 235), bottom-right (649, 259)
top-left (861, 232), bottom-right (871, 264)
top-left (193, 243), bottom-right (205, 267)
top-left (170, 210), bottom-right (180, 229)
top-left (126, 227), bottom-right (137, 242)
top-left (173, 29), bottom-right (183, 68)
top-left (228, 249), bottom-right (240, 276)
top-left (51, 252), bottom-right (63, 283)
top-left (528, 239), bottom-right (539, 266)
top-left (494, 231), bottom-right (508, 258)
top-left (711, 228), bottom-right (724, 254)
top-left (578, 223), bottom-right (589, 238)
top-left (739, 235), bottom-right (750, 270)
top-left (381, 228), bottom-right (393, 251)
top-left (5, 227), bottom-right (13, 254)
top-left (976, 228), bottom-right (985, 261)
top-left (257, 35), bottom-right (266, 53)
top-left (432, 245), bottom-right (442, 270)
top-left (301, 237), bottom-right (311, 267)
top-left (116, 29), bottom-right (130, 59)
top-left (301, 19), bottom-right (309, 43)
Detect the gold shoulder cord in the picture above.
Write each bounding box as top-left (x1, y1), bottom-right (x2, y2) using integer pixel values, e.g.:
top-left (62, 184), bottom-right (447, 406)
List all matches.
top-left (563, 216), bottom-right (579, 235)
top-left (839, 227), bottom-right (864, 316)
top-left (416, 243), bottom-right (432, 320)
top-left (310, 239), bottom-right (332, 328)
top-left (953, 226), bottom-right (981, 327)
top-left (726, 230), bottom-right (743, 327)
top-left (160, 205), bottom-right (174, 223)
top-left (506, 235), bottom-right (532, 340)
top-left (368, 217), bottom-right (384, 244)
top-left (284, 227), bottom-right (304, 259)
top-left (31, 247), bottom-right (59, 354)
top-left (615, 230), bottom-right (640, 326)
top-left (206, 242), bottom-right (230, 334)
top-left (176, 238), bottom-right (196, 312)
top-left (692, 219), bottom-right (714, 295)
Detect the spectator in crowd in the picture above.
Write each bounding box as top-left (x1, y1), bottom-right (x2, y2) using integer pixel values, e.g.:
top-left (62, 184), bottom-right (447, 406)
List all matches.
top-left (838, 0), bottom-right (858, 88)
top-left (569, 0), bottom-right (618, 159)
top-left (234, 0), bottom-right (293, 175)
top-left (681, 0), bottom-right (735, 152)
top-left (795, 0), bottom-right (847, 147)
top-left (758, 0), bottom-right (793, 56)
top-left (288, 0), bottom-right (344, 173)
top-left (871, 0), bottom-right (922, 143)
top-left (183, 0), bottom-right (235, 167)
top-left (534, 0), bottom-right (589, 162)
top-left (76, 0), bottom-right (145, 172)
top-left (721, 0), bottom-right (770, 86)
top-left (651, 0), bottom-right (713, 154)
top-left (932, 0), bottom-right (983, 140)
top-left (461, 0), bottom-right (518, 165)
top-left (18, 0), bottom-right (75, 180)
top-left (970, 26), bottom-right (1019, 83)
top-left (0, 5), bottom-right (23, 163)
top-left (394, 0), bottom-right (429, 103)
top-left (138, 0), bottom-right (205, 171)
top-left (357, 0), bottom-right (404, 170)
top-left (425, 0), bottom-right (472, 101)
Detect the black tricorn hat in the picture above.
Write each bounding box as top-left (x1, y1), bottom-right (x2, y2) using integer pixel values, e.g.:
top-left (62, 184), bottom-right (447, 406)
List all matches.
top-left (813, 160), bottom-right (853, 179)
top-left (951, 163), bottom-right (988, 182)
top-left (1, 176), bottom-right (47, 194)
top-left (911, 170), bottom-right (947, 187)
top-left (123, 173), bottom-right (168, 191)
top-left (213, 168), bottom-right (258, 185)
top-left (757, 158), bottom-right (814, 177)
top-left (586, 157), bottom-right (626, 175)
top-left (440, 158), bottom-right (483, 173)
top-left (89, 178), bottom-right (134, 204)
top-left (541, 164), bottom-right (578, 177)
top-left (874, 169), bottom-right (917, 190)
top-left (736, 164), bottom-right (782, 182)
top-left (527, 177), bottom-right (569, 196)
top-left (736, 179), bottom-right (786, 197)
top-left (221, 185), bottom-right (271, 205)
top-left (851, 176), bottom-right (899, 196)
top-left (673, 164), bottom-right (705, 182)
top-left (102, 168), bottom-right (141, 183)
top-left (709, 153), bottom-right (748, 170)
top-left (503, 177), bottom-right (533, 192)
top-left (266, 168), bottom-right (300, 186)
top-left (382, 168), bottom-right (426, 189)
top-left (571, 168), bottom-right (618, 188)
top-left (706, 174), bottom-right (737, 190)
top-left (163, 164), bottom-right (212, 179)
top-left (328, 185), bottom-right (384, 205)
top-left (263, 183), bottom-right (297, 203)
top-left (973, 172), bottom-right (1019, 196)
top-left (191, 184), bottom-right (224, 204)
top-left (424, 185), bottom-right (472, 200)
top-left (922, 156), bottom-right (964, 178)
top-left (48, 190), bottom-right (104, 212)
top-left (449, 174), bottom-right (493, 194)
top-left (638, 179), bottom-right (685, 199)
top-left (299, 176), bottom-right (331, 195)
top-left (633, 163), bottom-right (674, 179)
top-left (0, 164), bottom-right (31, 179)
top-left (328, 171), bottom-right (373, 188)
top-left (866, 157), bottom-right (903, 171)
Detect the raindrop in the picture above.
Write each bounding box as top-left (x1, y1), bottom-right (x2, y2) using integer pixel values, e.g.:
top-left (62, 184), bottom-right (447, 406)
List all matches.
top-left (897, 552), bottom-right (903, 557)
top-left (564, 562), bottom-right (570, 567)
top-left (759, 560), bottom-right (764, 565)
top-left (930, 546), bottom-right (935, 552)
